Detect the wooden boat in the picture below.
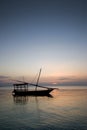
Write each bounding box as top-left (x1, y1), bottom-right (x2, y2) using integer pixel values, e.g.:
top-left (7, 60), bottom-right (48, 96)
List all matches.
top-left (12, 69), bottom-right (58, 96)
top-left (12, 83), bottom-right (54, 96)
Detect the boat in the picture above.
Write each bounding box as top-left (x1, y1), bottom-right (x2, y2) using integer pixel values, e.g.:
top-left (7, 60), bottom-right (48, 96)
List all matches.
top-left (12, 69), bottom-right (58, 96)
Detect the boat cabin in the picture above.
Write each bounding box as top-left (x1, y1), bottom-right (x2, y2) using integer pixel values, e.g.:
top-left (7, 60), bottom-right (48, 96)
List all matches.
top-left (13, 83), bottom-right (28, 92)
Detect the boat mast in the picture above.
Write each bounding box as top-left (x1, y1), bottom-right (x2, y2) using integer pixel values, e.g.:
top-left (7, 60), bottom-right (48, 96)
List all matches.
top-left (35, 68), bottom-right (42, 91)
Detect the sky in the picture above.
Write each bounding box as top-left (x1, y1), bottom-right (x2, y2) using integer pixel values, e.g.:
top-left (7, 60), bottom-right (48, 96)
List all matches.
top-left (0, 0), bottom-right (87, 86)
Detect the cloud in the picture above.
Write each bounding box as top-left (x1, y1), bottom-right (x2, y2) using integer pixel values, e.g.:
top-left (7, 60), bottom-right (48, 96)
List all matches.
top-left (0, 75), bottom-right (10, 82)
top-left (0, 75), bottom-right (11, 86)
top-left (0, 76), bottom-right (10, 79)
top-left (0, 75), bottom-right (87, 86)
top-left (57, 76), bottom-right (87, 86)
top-left (42, 76), bottom-right (87, 86)
top-left (58, 80), bottom-right (87, 86)
top-left (58, 76), bottom-right (76, 81)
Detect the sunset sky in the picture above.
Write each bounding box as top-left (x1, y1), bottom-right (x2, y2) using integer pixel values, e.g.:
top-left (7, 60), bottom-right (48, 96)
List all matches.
top-left (0, 0), bottom-right (87, 86)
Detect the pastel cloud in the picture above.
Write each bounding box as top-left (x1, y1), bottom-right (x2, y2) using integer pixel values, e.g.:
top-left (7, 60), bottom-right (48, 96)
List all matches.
top-left (0, 75), bottom-right (10, 86)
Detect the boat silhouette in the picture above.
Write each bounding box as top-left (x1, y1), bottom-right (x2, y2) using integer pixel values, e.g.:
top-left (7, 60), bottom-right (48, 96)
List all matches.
top-left (12, 69), bottom-right (58, 96)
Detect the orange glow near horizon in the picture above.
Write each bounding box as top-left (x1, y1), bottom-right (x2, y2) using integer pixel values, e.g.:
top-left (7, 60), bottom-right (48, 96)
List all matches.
top-left (0, 64), bottom-right (87, 86)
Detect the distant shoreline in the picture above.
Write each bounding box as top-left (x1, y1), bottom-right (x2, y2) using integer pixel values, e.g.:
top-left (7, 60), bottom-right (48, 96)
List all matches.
top-left (0, 85), bottom-right (87, 90)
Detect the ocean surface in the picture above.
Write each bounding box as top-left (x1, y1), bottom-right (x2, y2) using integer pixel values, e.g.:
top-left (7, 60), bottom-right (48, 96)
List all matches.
top-left (0, 86), bottom-right (87, 130)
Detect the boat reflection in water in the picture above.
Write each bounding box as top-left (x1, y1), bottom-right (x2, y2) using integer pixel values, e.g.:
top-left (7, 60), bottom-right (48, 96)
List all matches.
top-left (13, 95), bottom-right (28, 105)
top-left (13, 93), bottom-right (53, 105)
top-left (1, 87), bottom-right (87, 130)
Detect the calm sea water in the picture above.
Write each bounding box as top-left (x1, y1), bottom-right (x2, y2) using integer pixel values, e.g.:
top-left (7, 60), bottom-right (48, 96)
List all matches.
top-left (0, 86), bottom-right (87, 130)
